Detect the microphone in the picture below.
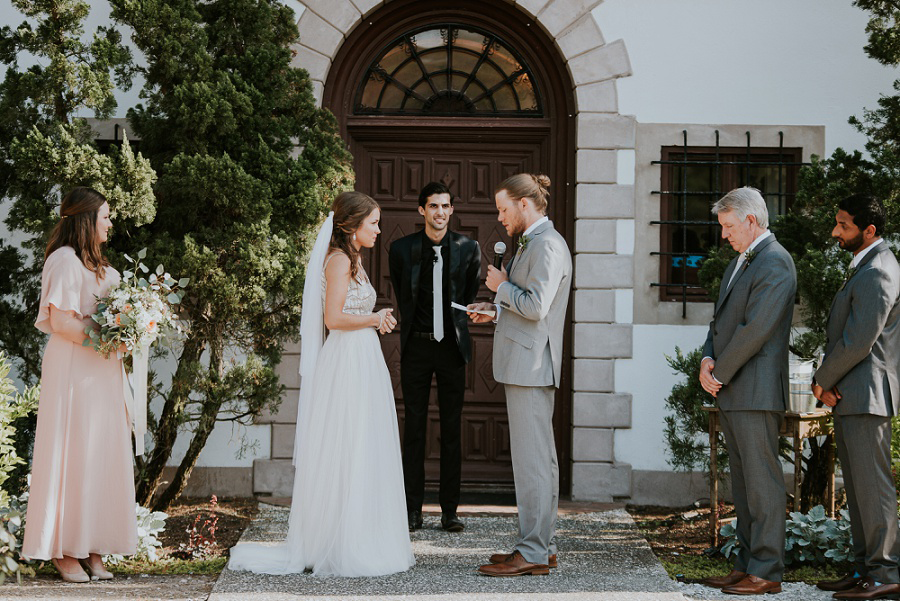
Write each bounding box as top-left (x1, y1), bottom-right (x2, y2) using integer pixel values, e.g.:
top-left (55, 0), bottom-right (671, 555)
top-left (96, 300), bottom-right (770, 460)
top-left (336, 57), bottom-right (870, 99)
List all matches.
top-left (492, 241), bottom-right (507, 269)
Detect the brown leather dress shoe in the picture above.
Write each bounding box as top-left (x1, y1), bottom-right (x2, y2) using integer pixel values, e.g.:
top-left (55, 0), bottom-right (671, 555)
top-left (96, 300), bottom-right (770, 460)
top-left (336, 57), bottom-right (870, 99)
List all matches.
top-left (721, 574), bottom-right (782, 595)
top-left (833, 577), bottom-right (900, 599)
top-left (478, 551), bottom-right (549, 577)
top-left (700, 569), bottom-right (747, 589)
top-left (489, 552), bottom-right (557, 568)
top-left (818, 573), bottom-right (864, 592)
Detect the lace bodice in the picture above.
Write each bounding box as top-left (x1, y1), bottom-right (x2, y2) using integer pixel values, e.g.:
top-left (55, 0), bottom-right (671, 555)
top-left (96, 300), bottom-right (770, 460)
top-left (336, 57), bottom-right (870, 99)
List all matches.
top-left (321, 255), bottom-right (377, 316)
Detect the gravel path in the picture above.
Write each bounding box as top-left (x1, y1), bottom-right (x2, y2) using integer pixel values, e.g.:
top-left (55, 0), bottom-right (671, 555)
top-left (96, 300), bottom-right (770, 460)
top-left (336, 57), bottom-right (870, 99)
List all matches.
top-left (212, 504), bottom-right (837, 601)
top-left (0, 505), bottom-right (838, 600)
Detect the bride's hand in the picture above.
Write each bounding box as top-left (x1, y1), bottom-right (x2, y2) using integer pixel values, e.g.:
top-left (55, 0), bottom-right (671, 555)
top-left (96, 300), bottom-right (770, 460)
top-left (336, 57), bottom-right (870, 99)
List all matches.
top-left (376, 308), bottom-right (397, 335)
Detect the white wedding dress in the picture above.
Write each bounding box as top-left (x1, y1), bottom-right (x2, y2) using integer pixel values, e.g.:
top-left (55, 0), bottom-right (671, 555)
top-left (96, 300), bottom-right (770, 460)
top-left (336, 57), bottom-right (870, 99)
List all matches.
top-left (229, 247), bottom-right (414, 577)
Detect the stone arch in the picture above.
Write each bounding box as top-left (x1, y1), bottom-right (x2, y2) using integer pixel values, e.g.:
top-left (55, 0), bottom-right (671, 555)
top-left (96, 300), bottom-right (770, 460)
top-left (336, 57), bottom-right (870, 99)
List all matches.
top-left (291, 0), bottom-right (632, 116)
top-left (279, 0), bottom-right (637, 501)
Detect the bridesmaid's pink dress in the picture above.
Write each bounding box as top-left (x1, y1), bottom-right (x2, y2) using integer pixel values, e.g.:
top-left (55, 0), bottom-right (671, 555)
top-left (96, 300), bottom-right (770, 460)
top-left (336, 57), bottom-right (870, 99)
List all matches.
top-left (22, 246), bottom-right (137, 560)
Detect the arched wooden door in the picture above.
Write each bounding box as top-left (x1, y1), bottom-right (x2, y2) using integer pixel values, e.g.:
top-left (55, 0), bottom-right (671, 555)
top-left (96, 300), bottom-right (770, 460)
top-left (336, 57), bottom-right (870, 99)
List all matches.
top-left (324, 0), bottom-right (576, 493)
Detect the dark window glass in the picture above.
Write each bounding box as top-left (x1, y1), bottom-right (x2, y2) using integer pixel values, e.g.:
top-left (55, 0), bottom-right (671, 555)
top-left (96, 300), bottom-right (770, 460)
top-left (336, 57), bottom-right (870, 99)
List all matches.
top-left (653, 143), bottom-right (804, 306)
top-left (355, 24), bottom-right (542, 116)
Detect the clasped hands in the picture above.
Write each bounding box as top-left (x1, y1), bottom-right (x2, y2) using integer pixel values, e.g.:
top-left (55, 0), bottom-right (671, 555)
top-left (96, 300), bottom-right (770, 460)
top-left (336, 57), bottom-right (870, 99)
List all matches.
top-left (811, 382), bottom-right (841, 407)
top-left (375, 308), bottom-right (397, 335)
top-left (699, 358), bottom-right (722, 398)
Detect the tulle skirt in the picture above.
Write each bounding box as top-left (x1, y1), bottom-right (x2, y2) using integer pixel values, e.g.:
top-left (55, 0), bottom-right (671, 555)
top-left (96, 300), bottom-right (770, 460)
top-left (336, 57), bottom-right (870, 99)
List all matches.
top-left (229, 327), bottom-right (414, 577)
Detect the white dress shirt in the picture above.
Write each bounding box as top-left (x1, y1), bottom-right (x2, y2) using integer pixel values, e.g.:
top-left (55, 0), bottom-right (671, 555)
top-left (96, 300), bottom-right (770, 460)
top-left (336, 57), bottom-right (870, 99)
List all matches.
top-left (850, 237), bottom-right (883, 269)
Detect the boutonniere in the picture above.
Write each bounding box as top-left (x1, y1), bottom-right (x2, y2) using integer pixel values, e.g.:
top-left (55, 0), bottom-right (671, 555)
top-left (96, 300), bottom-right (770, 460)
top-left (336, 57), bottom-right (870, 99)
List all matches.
top-left (839, 266), bottom-right (858, 291)
top-left (741, 249), bottom-right (757, 270)
top-left (517, 235), bottom-right (530, 252)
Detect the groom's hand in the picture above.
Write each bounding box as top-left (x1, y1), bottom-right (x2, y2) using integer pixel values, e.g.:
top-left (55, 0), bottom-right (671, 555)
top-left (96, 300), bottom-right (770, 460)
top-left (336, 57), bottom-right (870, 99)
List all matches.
top-left (485, 265), bottom-right (507, 293)
top-left (467, 302), bottom-right (495, 324)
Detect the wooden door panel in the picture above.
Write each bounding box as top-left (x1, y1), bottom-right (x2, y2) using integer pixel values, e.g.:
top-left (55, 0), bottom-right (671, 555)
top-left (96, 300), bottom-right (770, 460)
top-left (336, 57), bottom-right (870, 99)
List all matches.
top-left (400, 158), bottom-right (427, 202)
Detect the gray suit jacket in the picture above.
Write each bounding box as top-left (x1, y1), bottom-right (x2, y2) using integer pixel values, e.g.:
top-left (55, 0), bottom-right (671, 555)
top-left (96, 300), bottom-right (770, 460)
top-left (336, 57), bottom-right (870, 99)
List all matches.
top-left (703, 235), bottom-right (797, 411)
top-left (493, 220), bottom-right (572, 388)
top-left (814, 242), bottom-right (900, 417)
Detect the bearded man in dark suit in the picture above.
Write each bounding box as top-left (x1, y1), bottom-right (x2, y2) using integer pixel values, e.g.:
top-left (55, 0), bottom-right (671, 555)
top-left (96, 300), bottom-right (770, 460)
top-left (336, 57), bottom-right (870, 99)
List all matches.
top-left (814, 195), bottom-right (900, 601)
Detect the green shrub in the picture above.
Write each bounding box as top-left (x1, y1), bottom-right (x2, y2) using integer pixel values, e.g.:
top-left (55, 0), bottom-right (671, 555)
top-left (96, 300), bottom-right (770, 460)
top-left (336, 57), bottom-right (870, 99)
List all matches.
top-left (720, 505), bottom-right (854, 567)
top-left (0, 352), bottom-right (38, 582)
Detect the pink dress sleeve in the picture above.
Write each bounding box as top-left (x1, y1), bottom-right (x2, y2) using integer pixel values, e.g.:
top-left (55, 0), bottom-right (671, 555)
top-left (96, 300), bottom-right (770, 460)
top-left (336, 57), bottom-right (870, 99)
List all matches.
top-left (35, 248), bottom-right (85, 334)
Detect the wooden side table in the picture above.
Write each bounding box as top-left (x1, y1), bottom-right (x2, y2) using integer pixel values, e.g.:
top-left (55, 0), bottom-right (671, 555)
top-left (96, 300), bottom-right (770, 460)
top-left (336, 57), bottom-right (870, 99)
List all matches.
top-left (702, 407), bottom-right (835, 546)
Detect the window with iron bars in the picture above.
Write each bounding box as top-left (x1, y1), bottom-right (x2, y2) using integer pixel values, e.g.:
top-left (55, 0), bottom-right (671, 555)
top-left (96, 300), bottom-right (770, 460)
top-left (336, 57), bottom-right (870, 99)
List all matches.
top-left (651, 132), bottom-right (805, 314)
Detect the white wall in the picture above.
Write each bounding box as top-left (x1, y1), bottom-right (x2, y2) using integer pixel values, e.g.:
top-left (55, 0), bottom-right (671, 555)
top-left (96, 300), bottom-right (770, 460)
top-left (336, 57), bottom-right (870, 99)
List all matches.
top-left (594, 0), bottom-right (898, 155)
top-left (615, 324), bottom-right (709, 471)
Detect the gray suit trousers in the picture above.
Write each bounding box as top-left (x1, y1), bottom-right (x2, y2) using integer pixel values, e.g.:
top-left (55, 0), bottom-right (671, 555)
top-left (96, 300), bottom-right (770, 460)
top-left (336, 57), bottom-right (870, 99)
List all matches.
top-left (719, 410), bottom-right (786, 582)
top-left (834, 414), bottom-right (900, 583)
top-left (505, 384), bottom-right (559, 564)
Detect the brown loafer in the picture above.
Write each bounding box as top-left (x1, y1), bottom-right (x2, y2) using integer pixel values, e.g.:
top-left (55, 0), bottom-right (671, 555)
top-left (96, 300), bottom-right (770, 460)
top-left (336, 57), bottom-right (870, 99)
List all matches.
top-left (722, 574), bottom-right (782, 595)
top-left (700, 569), bottom-right (747, 589)
top-left (478, 551), bottom-right (549, 577)
top-left (489, 552), bottom-right (557, 568)
top-left (818, 573), bottom-right (864, 592)
top-left (833, 577), bottom-right (900, 599)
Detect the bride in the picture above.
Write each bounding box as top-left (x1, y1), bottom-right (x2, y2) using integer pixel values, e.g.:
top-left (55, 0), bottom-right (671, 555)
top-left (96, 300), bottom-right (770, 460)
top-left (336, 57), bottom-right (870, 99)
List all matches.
top-left (229, 191), bottom-right (415, 577)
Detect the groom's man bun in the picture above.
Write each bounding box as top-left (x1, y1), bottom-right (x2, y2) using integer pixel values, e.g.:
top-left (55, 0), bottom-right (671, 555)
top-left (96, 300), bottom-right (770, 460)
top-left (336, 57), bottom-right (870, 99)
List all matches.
top-left (495, 173), bottom-right (551, 214)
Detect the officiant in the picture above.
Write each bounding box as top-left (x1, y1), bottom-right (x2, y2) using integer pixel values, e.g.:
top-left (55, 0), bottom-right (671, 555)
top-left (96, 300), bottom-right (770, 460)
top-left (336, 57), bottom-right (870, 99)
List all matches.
top-left (389, 182), bottom-right (481, 533)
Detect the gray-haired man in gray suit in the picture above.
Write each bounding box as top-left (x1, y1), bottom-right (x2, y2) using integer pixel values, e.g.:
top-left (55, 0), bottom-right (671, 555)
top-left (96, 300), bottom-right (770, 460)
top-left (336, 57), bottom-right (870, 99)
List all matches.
top-left (698, 187), bottom-right (796, 596)
top-left (467, 173), bottom-right (571, 577)
top-left (813, 195), bottom-right (900, 601)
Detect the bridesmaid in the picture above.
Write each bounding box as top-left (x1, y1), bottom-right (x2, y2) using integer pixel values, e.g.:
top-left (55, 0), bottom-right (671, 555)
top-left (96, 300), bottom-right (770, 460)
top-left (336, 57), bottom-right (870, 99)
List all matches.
top-left (22, 187), bottom-right (137, 582)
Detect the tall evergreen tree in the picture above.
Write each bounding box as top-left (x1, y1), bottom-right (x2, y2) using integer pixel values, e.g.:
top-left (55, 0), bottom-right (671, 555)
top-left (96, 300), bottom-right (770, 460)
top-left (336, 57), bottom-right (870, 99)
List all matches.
top-left (0, 0), bottom-right (156, 383)
top-left (109, 0), bottom-right (353, 509)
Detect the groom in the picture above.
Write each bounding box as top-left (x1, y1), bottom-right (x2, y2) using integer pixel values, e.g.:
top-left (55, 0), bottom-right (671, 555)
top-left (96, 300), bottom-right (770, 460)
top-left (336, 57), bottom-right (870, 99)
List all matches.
top-left (468, 173), bottom-right (572, 577)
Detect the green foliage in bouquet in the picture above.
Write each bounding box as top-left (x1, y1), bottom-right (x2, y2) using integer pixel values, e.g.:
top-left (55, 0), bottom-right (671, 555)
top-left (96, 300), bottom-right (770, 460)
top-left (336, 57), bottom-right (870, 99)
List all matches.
top-left (83, 247), bottom-right (188, 357)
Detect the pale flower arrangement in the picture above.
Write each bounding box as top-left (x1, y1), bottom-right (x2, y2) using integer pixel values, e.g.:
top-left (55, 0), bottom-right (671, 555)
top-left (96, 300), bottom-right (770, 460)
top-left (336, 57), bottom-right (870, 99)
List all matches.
top-left (83, 248), bottom-right (189, 356)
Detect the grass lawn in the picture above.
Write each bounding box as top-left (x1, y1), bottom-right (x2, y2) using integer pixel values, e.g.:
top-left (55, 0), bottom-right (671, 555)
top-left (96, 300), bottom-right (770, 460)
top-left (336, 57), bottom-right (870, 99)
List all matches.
top-left (629, 503), bottom-right (851, 584)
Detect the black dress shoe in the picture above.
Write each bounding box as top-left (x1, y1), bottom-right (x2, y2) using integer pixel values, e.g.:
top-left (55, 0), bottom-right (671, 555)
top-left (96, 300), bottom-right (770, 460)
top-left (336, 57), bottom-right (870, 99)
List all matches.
top-left (441, 513), bottom-right (465, 532)
top-left (833, 577), bottom-right (900, 599)
top-left (408, 509), bottom-right (423, 531)
top-left (818, 573), bottom-right (864, 592)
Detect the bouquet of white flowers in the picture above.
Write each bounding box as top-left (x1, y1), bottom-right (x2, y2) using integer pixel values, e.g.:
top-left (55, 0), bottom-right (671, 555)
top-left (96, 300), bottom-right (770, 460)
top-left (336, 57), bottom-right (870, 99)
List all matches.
top-left (84, 248), bottom-right (188, 455)
top-left (84, 248), bottom-right (188, 357)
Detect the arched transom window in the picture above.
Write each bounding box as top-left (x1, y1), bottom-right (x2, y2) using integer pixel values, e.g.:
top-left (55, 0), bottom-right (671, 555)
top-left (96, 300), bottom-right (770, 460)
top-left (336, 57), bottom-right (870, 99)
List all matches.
top-left (355, 24), bottom-right (542, 116)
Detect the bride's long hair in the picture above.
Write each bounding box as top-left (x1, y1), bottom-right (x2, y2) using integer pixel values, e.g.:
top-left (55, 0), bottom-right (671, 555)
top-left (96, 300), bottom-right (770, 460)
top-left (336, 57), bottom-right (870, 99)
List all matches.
top-left (330, 191), bottom-right (379, 281)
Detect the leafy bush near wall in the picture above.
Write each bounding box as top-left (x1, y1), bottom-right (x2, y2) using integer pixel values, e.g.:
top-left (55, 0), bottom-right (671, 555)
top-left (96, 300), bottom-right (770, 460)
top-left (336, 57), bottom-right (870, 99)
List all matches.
top-left (0, 352), bottom-right (38, 582)
top-left (105, 505), bottom-right (168, 564)
top-left (662, 346), bottom-right (728, 481)
top-left (720, 505), bottom-right (854, 567)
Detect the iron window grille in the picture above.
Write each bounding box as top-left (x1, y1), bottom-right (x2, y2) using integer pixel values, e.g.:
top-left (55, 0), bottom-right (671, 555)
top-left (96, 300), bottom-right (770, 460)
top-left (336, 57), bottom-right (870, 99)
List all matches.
top-left (355, 24), bottom-right (542, 116)
top-left (651, 131), bottom-right (806, 317)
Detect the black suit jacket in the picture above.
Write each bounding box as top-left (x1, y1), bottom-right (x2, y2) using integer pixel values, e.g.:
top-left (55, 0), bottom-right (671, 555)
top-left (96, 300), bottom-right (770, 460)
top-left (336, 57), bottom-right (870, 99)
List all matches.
top-left (389, 229), bottom-right (481, 363)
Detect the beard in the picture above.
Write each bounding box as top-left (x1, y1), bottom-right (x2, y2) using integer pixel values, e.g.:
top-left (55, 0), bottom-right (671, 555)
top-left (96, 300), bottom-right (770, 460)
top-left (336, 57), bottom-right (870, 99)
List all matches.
top-left (837, 231), bottom-right (865, 253)
top-left (507, 212), bottom-right (527, 237)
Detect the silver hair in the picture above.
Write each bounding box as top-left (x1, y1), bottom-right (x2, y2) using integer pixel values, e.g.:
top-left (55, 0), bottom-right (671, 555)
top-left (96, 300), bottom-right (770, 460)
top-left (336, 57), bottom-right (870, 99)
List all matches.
top-left (711, 187), bottom-right (769, 229)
